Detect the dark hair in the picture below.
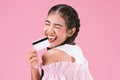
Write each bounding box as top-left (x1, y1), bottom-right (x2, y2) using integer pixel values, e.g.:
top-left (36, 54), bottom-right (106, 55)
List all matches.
top-left (47, 4), bottom-right (80, 44)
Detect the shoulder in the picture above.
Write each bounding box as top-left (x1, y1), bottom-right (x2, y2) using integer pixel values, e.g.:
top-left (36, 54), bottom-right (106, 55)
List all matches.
top-left (55, 44), bottom-right (86, 63)
top-left (42, 48), bottom-right (74, 65)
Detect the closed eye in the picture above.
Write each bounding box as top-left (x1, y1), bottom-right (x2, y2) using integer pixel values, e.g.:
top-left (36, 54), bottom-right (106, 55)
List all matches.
top-left (55, 24), bottom-right (63, 28)
top-left (45, 22), bottom-right (50, 26)
top-left (45, 20), bottom-right (50, 26)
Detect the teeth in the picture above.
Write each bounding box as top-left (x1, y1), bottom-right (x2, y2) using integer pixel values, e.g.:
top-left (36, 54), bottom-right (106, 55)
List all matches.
top-left (48, 36), bottom-right (56, 39)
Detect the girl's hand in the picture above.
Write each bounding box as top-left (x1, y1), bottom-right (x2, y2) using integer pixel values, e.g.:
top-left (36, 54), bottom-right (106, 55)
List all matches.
top-left (26, 49), bottom-right (39, 69)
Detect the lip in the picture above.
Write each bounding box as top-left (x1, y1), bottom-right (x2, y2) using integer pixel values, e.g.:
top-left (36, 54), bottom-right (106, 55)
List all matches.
top-left (47, 36), bottom-right (57, 43)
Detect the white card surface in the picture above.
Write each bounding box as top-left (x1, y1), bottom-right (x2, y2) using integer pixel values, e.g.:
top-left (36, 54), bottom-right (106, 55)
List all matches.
top-left (32, 37), bottom-right (50, 51)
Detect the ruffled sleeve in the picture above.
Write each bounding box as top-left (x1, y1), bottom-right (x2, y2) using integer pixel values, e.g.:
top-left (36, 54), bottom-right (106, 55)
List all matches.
top-left (41, 61), bottom-right (93, 80)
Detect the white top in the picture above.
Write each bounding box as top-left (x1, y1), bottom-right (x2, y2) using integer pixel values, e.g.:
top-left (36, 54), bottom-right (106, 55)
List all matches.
top-left (55, 44), bottom-right (87, 64)
top-left (42, 44), bottom-right (94, 80)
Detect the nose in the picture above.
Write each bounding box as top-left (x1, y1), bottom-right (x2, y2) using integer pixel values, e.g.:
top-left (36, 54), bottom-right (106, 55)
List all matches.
top-left (46, 25), bottom-right (55, 35)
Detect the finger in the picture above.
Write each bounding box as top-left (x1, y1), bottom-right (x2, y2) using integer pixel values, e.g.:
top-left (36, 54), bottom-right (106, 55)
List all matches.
top-left (27, 52), bottom-right (37, 60)
top-left (26, 49), bottom-right (38, 60)
top-left (29, 58), bottom-right (39, 69)
top-left (27, 57), bottom-right (39, 64)
top-left (26, 49), bottom-right (37, 57)
top-left (28, 49), bottom-right (37, 54)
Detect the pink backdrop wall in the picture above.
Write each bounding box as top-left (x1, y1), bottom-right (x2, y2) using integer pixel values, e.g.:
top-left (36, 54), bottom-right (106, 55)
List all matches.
top-left (0, 0), bottom-right (120, 80)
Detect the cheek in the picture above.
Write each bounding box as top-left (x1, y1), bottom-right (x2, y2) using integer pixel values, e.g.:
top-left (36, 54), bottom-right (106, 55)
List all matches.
top-left (43, 26), bottom-right (47, 31)
top-left (43, 26), bottom-right (48, 34)
top-left (56, 29), bottom-right (67, 37)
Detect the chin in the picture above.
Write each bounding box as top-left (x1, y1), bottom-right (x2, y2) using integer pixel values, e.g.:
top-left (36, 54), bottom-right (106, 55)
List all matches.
top-left (48, 44), bottom-right (55, 48)
top-left (49, 43), bottom-right (59, 48)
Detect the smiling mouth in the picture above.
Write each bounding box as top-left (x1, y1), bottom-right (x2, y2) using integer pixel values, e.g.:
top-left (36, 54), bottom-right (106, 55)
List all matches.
top-left (47, 36), bottom-right (57, 43)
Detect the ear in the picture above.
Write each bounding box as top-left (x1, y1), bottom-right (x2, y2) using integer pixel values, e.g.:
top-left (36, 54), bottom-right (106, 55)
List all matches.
top-left (67, 27), bottom-right (76, 37)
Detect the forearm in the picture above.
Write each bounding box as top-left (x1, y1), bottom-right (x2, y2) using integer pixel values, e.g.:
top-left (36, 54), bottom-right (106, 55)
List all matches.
top-left (31, 68), bottom-right (41, 80)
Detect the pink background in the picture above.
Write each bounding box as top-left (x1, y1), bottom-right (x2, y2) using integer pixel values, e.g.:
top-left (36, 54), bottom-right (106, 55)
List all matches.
top-left (0, 0), bottom-right (120, 80)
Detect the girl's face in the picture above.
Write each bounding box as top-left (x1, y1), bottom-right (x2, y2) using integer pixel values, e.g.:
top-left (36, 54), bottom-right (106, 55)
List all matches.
top-left (44, 13), bottom-right (69, 48)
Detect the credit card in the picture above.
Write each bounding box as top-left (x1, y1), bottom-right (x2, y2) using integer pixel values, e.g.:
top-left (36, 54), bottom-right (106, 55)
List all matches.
top-left (32, 37), bottom-right (50, 51)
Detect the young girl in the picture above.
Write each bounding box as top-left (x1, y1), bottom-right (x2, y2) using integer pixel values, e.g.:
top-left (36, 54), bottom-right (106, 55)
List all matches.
top-left (26, 4), bottom-right (93, 80)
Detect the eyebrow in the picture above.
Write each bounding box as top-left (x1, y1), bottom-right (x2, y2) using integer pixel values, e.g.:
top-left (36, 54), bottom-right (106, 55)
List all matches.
top-left (45, 20), bottom-right (50, 23)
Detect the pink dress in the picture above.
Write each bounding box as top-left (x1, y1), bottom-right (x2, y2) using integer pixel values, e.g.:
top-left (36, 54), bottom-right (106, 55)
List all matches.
top-left (41, 44), bottom-right (93, 80)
